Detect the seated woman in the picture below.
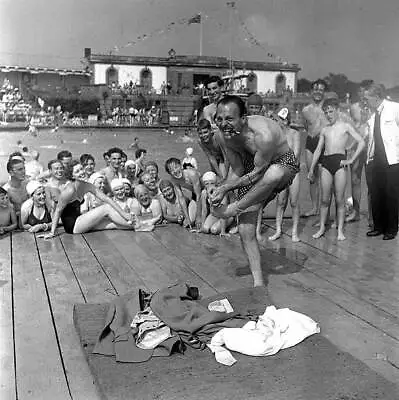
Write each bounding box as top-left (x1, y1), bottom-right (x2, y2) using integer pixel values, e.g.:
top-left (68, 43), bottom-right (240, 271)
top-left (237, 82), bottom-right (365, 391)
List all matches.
top-left (110, 178), bottom-right (135, 213)
top-left (200, 171), bottom-right (233, 236)
top-left (41, 160), bottom-right (135, 238)
top-left (122, 178), bottom-right (133, 198)
top-left (81, 172), bottom-right (107, 213)
top-left (158, 180), bottom-right (191, 227)
top-left (130, 184), bottom-right (162, 230)
top-left (21, 180), bottom-right (55, 233)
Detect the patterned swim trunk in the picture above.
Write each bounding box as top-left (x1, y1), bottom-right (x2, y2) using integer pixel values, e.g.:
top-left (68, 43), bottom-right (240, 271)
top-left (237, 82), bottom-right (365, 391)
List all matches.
top-left (235, 149), bottom-right (300, 201)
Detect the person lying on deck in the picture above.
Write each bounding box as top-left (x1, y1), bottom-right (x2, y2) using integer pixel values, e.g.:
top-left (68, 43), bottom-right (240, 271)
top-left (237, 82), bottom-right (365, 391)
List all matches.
top-left (21, 180), bottom-right (54, 233)
top-left (41, 160), bottom-right (135, 238)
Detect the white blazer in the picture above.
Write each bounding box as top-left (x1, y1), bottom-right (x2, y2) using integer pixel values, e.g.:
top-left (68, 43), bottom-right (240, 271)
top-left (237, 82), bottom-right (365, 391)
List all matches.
top-left (367, 99), bottom-right (399, 165)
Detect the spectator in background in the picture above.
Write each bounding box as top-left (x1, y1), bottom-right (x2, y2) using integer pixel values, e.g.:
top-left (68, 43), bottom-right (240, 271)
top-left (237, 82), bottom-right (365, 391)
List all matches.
top-left (247, 93), bottom-right (264, 116)
top-left (25, 150), bottom-right (44, 181)
top-left (182, 147), bottom-right (198, 170)
top-left (57, 150), bottom-right (73, 169)
top-left (135, 148), bottom-right (147, 177)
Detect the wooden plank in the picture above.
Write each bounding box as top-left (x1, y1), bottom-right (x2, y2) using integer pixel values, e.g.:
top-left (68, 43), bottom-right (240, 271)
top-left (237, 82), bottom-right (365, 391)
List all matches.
top-left (12, 232), bottom-right (70, 400)
top-left (263, 221), bottom-right (399, 318)
top-left (83, 230), bottom-right (149, 295)
top-left (153, 225), bottom-right (252, 292)
top-left (267, 274), bottom-right (399, 385)
top-left (60, 234), bottom-right (117, 303)
top-left (36, 236), bottom-right (101, 400)
top-left (129, 230), bottom-right (218, 298)
top-left (0, 234), bottom-right (16, 400)
top-left (104, 230), bottom-right (179, 292)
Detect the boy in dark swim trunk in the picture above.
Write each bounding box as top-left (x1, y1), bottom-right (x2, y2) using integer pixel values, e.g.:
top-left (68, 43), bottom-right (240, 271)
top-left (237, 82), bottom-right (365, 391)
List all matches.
top-left (308, 98), bottom-right (365, 241)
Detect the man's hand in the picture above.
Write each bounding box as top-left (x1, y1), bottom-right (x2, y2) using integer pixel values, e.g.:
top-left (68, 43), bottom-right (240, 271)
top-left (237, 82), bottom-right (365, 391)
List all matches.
top-left (209, 184), bottom-right (227, 206)
top-left (340, 159), bottom-right (352, 168)
top-left (177, 214), bottom-right (184, 225)
top-left (38, 232), bottom-right (56, 240)
top-left (29, 225), bottom-right (43, 233)
top-left (0, 227), bottom-right (5, 235)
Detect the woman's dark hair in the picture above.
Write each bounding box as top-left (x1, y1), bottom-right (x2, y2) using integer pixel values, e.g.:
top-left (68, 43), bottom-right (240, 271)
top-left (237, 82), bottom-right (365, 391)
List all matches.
top-left (57, 150), bottom-right (72, 160)
top-left (80, 153), bottom-right (95, 166)
top-left (64, 159), bottom-right (81, 180)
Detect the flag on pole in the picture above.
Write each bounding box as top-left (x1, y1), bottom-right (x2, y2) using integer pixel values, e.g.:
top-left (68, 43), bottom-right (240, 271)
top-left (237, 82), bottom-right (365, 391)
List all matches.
top-left (188, 14), bottom-right (201, 24)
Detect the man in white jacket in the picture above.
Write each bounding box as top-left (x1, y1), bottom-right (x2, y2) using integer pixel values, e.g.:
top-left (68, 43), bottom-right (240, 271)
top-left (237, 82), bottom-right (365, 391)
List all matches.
top-left (364, 83), bottom-right (399, 240)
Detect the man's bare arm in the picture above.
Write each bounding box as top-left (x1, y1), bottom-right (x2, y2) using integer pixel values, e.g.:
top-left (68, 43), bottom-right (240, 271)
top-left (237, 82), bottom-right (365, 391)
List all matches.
top-left (343, 123), bottom-right (365, 164)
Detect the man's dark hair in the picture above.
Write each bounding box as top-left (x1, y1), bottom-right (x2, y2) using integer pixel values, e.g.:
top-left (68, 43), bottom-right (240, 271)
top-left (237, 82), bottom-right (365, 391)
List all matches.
top-left (312, 79), bottom-right (328, 91)
top-left (197, 119), bottom-right (211, 130)
top-left (64, 159), bottom-right (81, 181)
top-left (22, 146), bottom-right (29, 152)
top-left (322, 98), bottom-right (340, 110)
top-left (144, 160), bottom-right (159, 172)
top-left (206, 76), bottom-right (223, 87)
top-left (80, 153), bottom-right (95, 166)
top-left (102, 151), bottom-right (110, 160)
top-left (165, 157), bottom-right (181, 175)
top-left (365, 83), bottom-right (386, 99)
top-left (48, 159), bottom-right (63, 170)
top-left (8, 151), bottom-right (25, 161)
top-left (57, 150), bottom-right (72, 160)
top-left (107, 147), bottom-right (123, 157)
top-left (159, 179), bottom-right (174, 192)
top-left (135, 148), bottom-right (147, 159)
top-left (6, 158), bottom-right (24, 173)
top-left (216, 95), bottom-right (247, 117)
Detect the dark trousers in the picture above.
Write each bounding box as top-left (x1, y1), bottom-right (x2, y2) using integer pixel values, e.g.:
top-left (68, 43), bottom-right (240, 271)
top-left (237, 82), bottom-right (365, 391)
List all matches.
top-left (370, 162), bottom-right (399, 235)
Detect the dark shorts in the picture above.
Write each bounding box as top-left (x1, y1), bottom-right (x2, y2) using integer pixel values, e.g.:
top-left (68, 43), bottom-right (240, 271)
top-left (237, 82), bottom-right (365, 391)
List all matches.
top-left (235, 149), bottom-right (300, 201)
top-left (320, 154), bottom-right (346, 176)
top-left (305, 135), bottom-right (320, 153)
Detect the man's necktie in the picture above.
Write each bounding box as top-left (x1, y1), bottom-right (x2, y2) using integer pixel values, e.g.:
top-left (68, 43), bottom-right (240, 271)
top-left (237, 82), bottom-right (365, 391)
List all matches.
top-left (373, 109), bottom-right (388, 165)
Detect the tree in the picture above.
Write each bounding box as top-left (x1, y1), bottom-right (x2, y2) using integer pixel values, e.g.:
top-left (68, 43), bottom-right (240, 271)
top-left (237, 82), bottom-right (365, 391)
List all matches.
top-left (297, 78), bottom-right (312, 93)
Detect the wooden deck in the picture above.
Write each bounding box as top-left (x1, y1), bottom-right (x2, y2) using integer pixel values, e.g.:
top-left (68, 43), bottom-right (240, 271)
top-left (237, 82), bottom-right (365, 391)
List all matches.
top-left (1, 218), bottom-right (399, 400)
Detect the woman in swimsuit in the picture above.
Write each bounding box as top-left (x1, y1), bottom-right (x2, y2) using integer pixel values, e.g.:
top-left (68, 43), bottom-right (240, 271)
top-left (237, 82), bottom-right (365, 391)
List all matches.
top-left (41, 160), bottom-right (135, 238)
top-left (21, 180), bottom-right (54, 233)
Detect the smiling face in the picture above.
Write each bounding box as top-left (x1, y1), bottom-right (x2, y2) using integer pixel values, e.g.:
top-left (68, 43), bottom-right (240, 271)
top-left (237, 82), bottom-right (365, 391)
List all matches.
top-left (198, 127), bottom-right (212, 143)
top-left (168, 162), bottom-right (183, 179)
top-left (0, 193), bottom-right (9, 208)
top-left (161, 185), bottom-right (175, 202)
top-left (32, 186), bottom-right (46, 205)
top-left (126, 163), bottom-right (137, 178)
top-left (136, 189), bottom-right (151, 208)
top-left (142, 173), bottom-right (158, 190)
top-left (145, 165), bottom-right (158, 181)
top-left (311, 82), bottom-right (326, 103)
top-left (207, 81), bottom-right (222, 103)
top-left (215, 102), bottom-right (245, 140)
top-left (109, 152), bottom-right (122, 170)
top-left (50, 161), bottom-right (65, 180)
top-left (112, 185), bottom-right (126, 200)
top-left (93, 177), bottom-right (106, 192)
top-left (248, 104), bottom-right (262, 116)
top-left (72, 163), bottom-right (86, 180)
top-left (83, 159), bottom-right (95, 177)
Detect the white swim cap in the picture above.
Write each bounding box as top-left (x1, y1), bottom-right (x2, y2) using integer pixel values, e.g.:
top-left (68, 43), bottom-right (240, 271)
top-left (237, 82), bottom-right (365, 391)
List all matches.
top-left (277, 107), bottom-right (289, 120)
top-left (110, 178), bottom-right (124, 191)
top-left (125, 159), bottom-right (136, 168)
top-left (26, 180), bottom-right (44, 196)
top-left (89, 172), bottom-right (105, 185)
top-left (186, 147), bottom-right (193, 156)
top-left (202, 171), bottom-right (217, 184)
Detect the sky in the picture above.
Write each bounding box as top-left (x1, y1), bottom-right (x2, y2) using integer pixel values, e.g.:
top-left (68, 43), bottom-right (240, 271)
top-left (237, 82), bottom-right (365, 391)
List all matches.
top-left (1, 0), bottom-right (399, 87)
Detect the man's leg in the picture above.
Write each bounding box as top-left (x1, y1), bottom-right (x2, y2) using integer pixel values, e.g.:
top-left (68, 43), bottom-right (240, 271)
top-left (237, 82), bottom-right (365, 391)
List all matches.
top-left (334, 168), bottom-right (347, 241)
top-left (238, 205), bottom-right (265, 287)
top-left (289, 172), bottom-right (301, 242)
top-left (384, 163), bottom-right (399, 237)
top-left (268, 190), bottom-right (288, 241)
top-left (370, 164), bottom-right (387, 234)
top-left (365, 162), bottom-right (374, 228)
top-left (313, 168), bottom-right (333, 238)
top-left (304, 149), bottom-right (319, 216)
top-left (346, 152), bottom-right (366, 222)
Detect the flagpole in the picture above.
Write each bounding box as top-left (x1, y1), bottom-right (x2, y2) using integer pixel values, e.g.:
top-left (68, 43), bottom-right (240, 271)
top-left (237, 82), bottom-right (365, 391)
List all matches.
top-left (199, 12), bottom-right (203, 56)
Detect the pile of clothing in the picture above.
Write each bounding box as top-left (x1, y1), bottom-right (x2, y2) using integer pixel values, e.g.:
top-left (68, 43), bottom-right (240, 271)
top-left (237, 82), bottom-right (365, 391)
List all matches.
top-left (93, 283), bottom-right (320, 365)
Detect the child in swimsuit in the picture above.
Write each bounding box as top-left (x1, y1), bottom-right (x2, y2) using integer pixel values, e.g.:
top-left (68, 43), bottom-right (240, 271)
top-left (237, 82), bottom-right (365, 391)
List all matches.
top-left (0, 187), bottom-right (18, 235)
top-left (308, 98), bottom-right (365, 241)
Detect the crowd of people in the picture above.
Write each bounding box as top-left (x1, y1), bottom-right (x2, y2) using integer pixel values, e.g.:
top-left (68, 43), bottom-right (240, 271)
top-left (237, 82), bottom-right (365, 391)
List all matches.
top-left (1, 75), bottom-right (397, 287)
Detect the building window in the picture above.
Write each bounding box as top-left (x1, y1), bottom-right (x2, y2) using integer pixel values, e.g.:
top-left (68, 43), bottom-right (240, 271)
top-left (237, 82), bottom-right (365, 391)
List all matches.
top-left (140, 67), bottom-right (152, 92)
top-left (275, 73), bottom-right (286, 95)
top-left (247, 72), bottom-right (257, 93)
top-left (106, 66), bottom-right (119, 87)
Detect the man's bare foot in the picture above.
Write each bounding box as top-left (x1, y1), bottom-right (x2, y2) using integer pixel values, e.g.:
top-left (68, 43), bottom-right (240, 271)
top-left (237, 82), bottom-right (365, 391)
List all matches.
top-left (291, 234), bottom-right (301, 242)
top-left (268, 231), bottom-right (282, 241)
top-left (312, 228), bottom-right (325, 239)
top-left (346, 211), bottom-right (360, 223)
top-left (337, 231), bottom-right (346, 241)
top-left (303, 209), bottom-right (318, 217)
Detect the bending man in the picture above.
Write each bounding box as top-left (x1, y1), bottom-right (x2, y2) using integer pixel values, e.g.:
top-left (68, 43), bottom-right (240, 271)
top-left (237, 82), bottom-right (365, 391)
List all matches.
top-left (210, 95), bottom-right (300, 287)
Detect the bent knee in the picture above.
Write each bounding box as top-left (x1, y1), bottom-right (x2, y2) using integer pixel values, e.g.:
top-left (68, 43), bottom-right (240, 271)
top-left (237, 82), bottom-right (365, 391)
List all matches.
top-left (210, 225), bottom-right (220, 235)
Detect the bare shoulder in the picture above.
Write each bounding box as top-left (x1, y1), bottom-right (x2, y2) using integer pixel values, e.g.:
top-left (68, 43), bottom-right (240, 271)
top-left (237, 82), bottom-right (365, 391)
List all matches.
top-left (248, 115), bottom-right (278, 134)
